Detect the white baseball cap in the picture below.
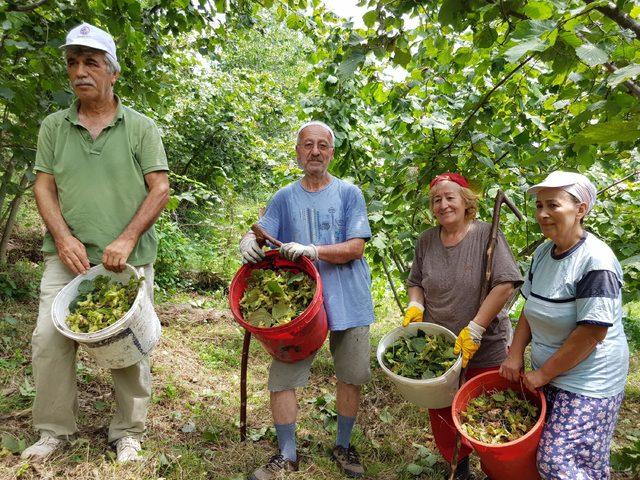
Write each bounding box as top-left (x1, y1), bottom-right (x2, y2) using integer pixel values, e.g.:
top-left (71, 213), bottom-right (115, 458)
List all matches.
top-left (527, 170), bottom-right (597, 213)
top-left (61, 22), bottom-right (117, 63)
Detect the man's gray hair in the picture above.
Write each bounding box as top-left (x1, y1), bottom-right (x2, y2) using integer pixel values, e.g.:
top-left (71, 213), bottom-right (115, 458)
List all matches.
top-left (297, 121), bottom-right (335, 146)
top-left (63, 45), bottom-right (121, 74)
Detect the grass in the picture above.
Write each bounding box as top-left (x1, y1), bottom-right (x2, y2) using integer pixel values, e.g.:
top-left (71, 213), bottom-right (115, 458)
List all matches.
top-left (0, 295), bottom-right (639, 479)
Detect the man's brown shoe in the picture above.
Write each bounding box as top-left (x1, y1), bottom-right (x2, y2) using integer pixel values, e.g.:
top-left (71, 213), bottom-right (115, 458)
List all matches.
top-left (248, 454), bottom-right (299, 480)
top-left (332, 445), bottom-right (364, 478)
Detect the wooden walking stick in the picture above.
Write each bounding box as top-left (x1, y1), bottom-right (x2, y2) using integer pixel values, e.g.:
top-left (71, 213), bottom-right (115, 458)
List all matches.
top-left (239, 224), bottom-right (282, 441)
top-left (448, 190), bottom-right (523, 480)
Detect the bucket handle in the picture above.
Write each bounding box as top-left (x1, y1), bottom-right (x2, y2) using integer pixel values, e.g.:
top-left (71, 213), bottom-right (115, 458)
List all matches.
top-left (131, 265), bottom-right (152, 303)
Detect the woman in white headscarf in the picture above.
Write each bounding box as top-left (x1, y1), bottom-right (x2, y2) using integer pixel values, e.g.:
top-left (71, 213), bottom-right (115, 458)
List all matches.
top-left (500, 171), bottom-right (629, 480)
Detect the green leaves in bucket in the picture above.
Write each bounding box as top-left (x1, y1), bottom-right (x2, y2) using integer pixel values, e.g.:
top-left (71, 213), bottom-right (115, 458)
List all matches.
top-left (66, 274), bottom-right (144, 333)
top-left (240, 269), bottom-right (315, 328)
top-left (383, 330), bottom-right (457, 379)
top-left (460, 388), bottom-right (539, 444)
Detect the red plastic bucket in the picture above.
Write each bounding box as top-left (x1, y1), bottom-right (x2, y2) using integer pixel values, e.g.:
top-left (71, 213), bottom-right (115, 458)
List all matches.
top-left (452, 371), bottom-right (547, 480)
top-left (229, 250), bottom-right (328, 363)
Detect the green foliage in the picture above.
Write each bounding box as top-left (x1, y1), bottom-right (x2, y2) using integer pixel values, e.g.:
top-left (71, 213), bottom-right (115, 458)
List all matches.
top-left (0, 259), bottom-right (40, 301)
top-left (298, 0), bottom-right (640, 301)
top-left (307, 393), bottom-right (338, 432)
top-left (611, 430), bottom-right (640, 474)
top-left (624, 301), bottom-right (640, 351)
top-left (154, 215), bottom-right (193, 290)
top-left (66, 274), bottom-right (143, 333)
top-left (0, 1), bottom-right (310, 265)
top-left (240, 269), bottom-right (315, 327)
top-left (460, 388), bottom-right (539, 444)
top-left (383, 331), bottom-right (457, 379)
top-left (0, 0), bottom-right (226, 253)
top-left (402, 444), bottom-right (441, 477)
top-left (1, 434), bottom-right (26, 454)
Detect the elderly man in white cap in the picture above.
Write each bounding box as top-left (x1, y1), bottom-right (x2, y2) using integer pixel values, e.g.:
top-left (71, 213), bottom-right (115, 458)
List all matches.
top-left (22, 22), bottom-right (169, 462)
top-left (500, 171), bottom-right (628, 479)
top-left (239, 121), bottom-right (374, 479)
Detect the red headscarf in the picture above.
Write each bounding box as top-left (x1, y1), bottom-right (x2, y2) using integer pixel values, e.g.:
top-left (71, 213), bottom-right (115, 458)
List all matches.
top-left (429, 172), bottom-right (469, 189)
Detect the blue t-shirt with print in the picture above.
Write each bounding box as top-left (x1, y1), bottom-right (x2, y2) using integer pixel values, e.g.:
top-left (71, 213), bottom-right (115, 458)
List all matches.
top-left (258, 177), bottom-right (375, 331)
top-left (522, 233), bottom-right (629, 398)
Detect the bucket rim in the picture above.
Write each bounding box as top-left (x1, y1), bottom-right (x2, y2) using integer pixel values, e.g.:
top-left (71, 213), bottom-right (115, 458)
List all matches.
top-left (451, 370), bottom-right (547, 449)
top-left (229, 249), bottom-right (324, 334)
top-left (376, 322), bottom-right (462, 385)
top-left (52, 264), bottom-right (144, 342)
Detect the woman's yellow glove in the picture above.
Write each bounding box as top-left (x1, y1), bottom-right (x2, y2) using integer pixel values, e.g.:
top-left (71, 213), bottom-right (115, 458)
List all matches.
top-left (454, 321), bottom-right (486, 367)
top-left (402, 301), bottom-right (425, 327)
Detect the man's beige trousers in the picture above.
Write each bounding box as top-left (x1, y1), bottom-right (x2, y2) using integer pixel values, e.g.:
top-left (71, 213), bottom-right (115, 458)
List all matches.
top-left (31, 254), bottom-right (153, 442)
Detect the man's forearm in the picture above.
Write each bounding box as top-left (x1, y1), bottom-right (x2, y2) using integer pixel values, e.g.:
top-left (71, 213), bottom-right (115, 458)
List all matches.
top-left (316, 238), bottom-right (365, 264)
top-left (117, 176), bottom-right (170, 243)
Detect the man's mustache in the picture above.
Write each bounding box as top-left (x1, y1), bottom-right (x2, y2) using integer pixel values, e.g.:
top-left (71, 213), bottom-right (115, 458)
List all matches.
top-left (73, 80), bottom-right (95, 87)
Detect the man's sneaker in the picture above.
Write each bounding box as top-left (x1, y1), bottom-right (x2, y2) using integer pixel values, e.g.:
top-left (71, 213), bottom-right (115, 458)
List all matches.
top-left (332, 445), bottom-right (364, 478)
top-left (248, 454), bottom-right (299, 480)
top-left (20, 435), bottom-right (66, 461)
top-left (115, 437), bottom-right (142, 463)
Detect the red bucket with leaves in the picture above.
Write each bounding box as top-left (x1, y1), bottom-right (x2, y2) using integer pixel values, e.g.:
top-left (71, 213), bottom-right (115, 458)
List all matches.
top-left (452, 371), bottom-right (547, 480)
top-left (229, 250), bottom-right (328, 363)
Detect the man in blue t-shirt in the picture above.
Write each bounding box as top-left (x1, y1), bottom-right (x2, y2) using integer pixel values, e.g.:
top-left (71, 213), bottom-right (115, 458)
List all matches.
top-left (240, 121), bottom-right (374, 479)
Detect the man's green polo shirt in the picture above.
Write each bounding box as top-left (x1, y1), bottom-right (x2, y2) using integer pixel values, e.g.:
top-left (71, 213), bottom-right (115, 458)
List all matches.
top-left (34, 98), bottom-right (168, 266)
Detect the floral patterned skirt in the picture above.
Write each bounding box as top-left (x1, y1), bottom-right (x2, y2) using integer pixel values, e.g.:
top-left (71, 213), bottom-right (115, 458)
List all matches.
top-left (536, 384), bottom-right (624, 480)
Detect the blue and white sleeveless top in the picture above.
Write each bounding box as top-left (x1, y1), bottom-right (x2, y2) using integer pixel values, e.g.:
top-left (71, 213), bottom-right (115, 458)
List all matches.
top-left (522, 233), bottom-right (629, 398)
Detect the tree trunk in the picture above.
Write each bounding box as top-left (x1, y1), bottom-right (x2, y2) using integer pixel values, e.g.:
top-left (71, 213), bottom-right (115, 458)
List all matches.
top-left (380, 253), bottom-right (403, 314)
top-left (390, 248), bottom-right (408, 275)
top-left (0, 158), bottom-right (15, 219)
top-left (0, 173), bottom-right (28, 263)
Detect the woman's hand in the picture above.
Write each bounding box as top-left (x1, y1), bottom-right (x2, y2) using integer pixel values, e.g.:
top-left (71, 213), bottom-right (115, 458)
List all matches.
top-left (522, 369), bottom-right (550, 393)
top-left (499, 354), bottom-right (524, 383)
top-left (402, 301), bottom-right (424, 327)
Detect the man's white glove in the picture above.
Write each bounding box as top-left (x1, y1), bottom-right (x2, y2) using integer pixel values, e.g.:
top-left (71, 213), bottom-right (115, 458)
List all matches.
top-left (239, 235), bottom-right (265, 264)
top-left (280, 242), bottom-right (318, 262)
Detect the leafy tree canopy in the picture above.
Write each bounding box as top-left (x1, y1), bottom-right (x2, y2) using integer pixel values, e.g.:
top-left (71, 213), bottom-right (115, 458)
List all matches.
top-left (298, 0), bottom-right (640, 300)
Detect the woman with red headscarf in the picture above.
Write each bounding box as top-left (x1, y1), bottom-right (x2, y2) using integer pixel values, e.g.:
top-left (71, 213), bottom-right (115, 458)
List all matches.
top-left (402, 173), bottom-right (523, 480)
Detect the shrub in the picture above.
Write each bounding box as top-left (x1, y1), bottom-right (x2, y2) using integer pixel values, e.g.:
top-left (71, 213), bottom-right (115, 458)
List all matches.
top-left (0, 260), bottom-right (41, 302)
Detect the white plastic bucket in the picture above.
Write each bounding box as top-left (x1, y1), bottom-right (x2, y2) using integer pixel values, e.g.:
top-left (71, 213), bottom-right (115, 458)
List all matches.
top-left (377, 322), bottom-right (462, 409)
top-left (51, 264), bottom-right (161, 370)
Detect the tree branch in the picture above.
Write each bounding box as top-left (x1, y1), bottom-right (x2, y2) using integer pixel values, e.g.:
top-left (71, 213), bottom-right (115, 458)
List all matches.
top-left (575, 31), bottom-right (640, 99)
top-left (598, 169), bottom-right (640, 195)
top-left (584, 0), bottom-right (640, 40)
top-left (436, 55), bottom-right (534, 157)
top-left (603, 61), bottom-right (640, 99)
top-left (7, 0), bottom-right (48, 12)
top-left (380, 252), bottom-right (404, 314)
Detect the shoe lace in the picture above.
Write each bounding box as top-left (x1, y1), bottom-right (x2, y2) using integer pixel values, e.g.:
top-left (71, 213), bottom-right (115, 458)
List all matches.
top-left (265, 454), bottom-right (287, 472)
top-left (38, 436), bottom-right (62, 447)
top-left (118, 437), bottom-right (140, 450)
top-left (343, 447), bottom-right (360, 465)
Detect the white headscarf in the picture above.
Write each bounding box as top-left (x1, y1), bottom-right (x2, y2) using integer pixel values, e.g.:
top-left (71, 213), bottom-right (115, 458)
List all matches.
top-left (527, 171), bottom-right (597, 214)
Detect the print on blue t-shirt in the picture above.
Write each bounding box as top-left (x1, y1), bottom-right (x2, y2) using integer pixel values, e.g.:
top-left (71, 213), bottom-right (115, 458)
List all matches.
top-left (258, 177), bottom-right (375, 331)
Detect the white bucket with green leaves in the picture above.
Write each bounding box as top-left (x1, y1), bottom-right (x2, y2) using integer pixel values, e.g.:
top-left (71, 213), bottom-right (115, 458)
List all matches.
top-left (51, 264), bottom-right (161, 369)
top-left (377, 322), bottom-right (462, 409)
